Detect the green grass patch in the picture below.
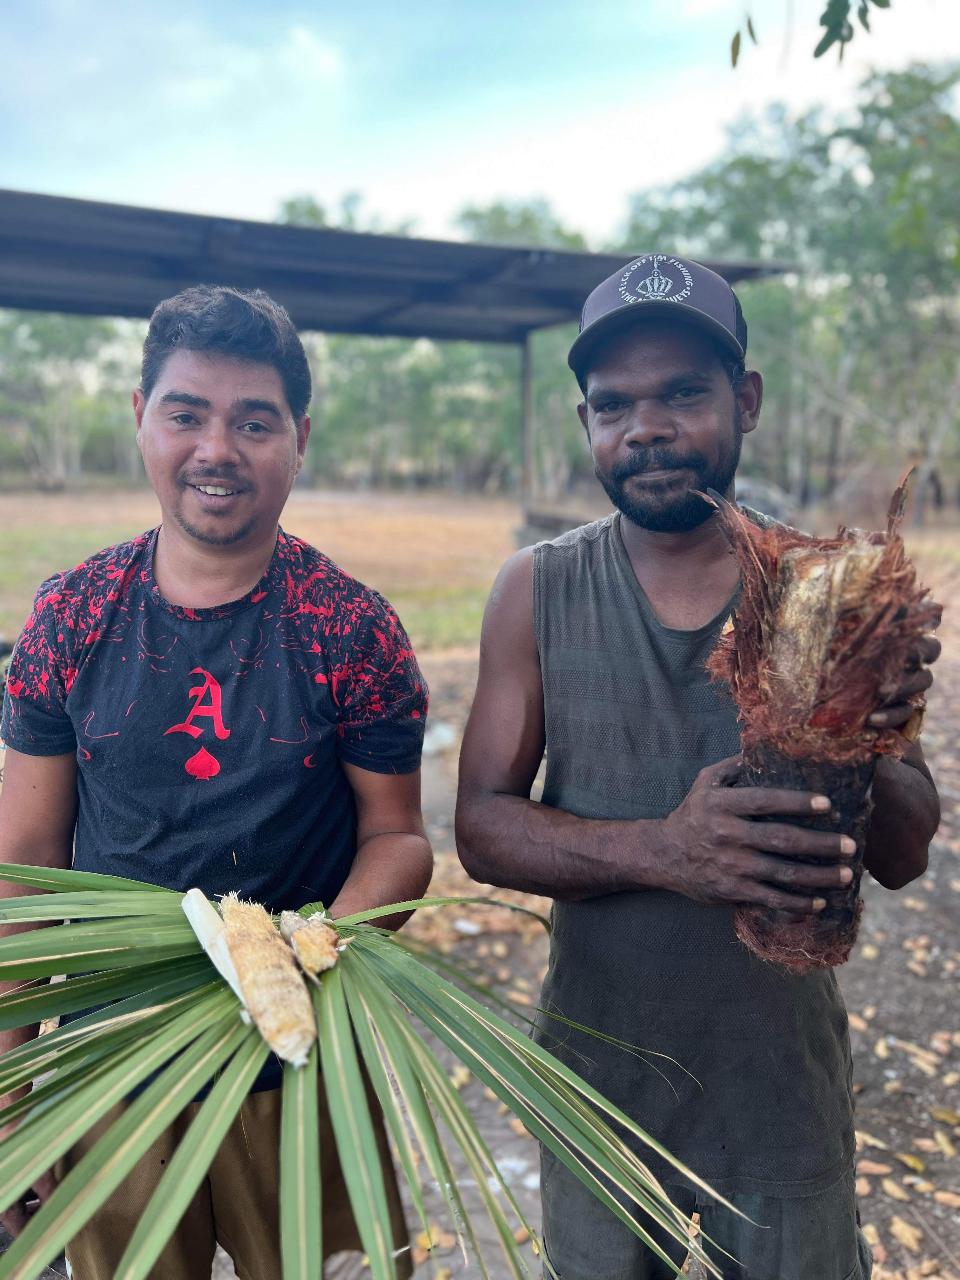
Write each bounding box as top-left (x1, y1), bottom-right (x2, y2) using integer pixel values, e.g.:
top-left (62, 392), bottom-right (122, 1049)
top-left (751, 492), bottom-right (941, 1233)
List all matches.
top-left (0, 522), bottom-right (487, 652)
top-left (0, 522), bottom-right (148, 638)
top-left (387, 585), bottom-right (487, 651)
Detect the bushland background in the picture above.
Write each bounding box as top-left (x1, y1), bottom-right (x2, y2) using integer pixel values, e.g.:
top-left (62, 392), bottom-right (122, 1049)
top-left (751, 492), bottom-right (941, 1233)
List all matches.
top-left (2, 60), bottom-right (960, 1280)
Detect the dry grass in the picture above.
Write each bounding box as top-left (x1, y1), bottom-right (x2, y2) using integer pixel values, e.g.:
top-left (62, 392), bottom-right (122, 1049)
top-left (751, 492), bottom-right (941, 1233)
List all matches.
top-left (0, 488), bottom-right (518, 651)
top-left (1, 488), bottom-right (956, 654)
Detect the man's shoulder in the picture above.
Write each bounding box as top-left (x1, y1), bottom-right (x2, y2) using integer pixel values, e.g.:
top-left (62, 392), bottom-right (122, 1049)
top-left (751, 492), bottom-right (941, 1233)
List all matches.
top-left (536, 514), bottom-right (616, 556)
top-left (275, 532), bottom-right (402, 633)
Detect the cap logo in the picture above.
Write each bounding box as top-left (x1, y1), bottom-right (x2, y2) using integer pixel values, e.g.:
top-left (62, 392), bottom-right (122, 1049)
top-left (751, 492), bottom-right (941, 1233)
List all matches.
top-left (619, 255), bottom-right (694, 306)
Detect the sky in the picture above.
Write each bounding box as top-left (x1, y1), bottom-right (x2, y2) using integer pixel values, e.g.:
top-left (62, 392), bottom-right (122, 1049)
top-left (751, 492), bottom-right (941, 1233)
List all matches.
top-left (1, 0), bottom-right (957, 247)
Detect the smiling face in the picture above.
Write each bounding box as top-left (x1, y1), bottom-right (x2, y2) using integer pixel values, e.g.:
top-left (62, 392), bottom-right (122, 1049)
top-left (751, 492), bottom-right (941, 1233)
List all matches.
top-left (134, 349), bottom-right (310, 552)
top-left (578, 322), bottom-right (762, 533)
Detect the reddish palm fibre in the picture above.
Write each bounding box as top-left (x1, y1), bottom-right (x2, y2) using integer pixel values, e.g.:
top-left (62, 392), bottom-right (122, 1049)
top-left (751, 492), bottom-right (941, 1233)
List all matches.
top-left (705, 481), bottom-right (940, 971)
top-left (707, 485), bottom-right (939, 766)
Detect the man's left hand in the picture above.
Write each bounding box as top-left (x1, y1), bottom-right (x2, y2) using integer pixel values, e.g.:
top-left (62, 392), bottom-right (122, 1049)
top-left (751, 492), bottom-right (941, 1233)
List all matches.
top-left (867, 626), bottom-right (941, 732)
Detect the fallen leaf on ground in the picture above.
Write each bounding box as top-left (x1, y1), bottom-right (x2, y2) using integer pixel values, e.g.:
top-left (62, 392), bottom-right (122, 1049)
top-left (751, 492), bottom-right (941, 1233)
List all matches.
top-left (415, 1224), bottom-right (457, 1253)
top-left (896, 1153), bottom-right (926, 1173)
top-left (449, 1065), bottom-right (471, 1091)
top-left (913, 1139), bottom-right (939, 1154)
top-left (889, 1215), bottom-right (923, 1252)
top-left (860, 1160), bottom-right (893, 1175)
top-left (933, 1189), bottom-right (960, 1208)
top-left (934, 1130), bottom-right (957, 1158)
top-left (883, 1177), bottom-right (911, 1202)
top-left (858, 1130), bottom-right (890, 1150)
top-left (930, 1106), bottom-right (960, 1126)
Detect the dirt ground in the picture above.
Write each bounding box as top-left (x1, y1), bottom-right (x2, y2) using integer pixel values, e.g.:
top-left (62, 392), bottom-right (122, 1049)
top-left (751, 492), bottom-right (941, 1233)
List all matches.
top-left (1, 491), bottom-right (958, 1279)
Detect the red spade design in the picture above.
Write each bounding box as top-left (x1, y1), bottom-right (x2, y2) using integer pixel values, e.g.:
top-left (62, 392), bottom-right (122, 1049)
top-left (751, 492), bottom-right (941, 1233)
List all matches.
top-left (185, 745), bottom-right (221, 781)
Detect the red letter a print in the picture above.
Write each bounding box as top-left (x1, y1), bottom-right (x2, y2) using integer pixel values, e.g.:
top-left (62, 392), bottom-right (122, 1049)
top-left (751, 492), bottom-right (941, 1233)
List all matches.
top-left (164, 667), bottom-right (231, 780)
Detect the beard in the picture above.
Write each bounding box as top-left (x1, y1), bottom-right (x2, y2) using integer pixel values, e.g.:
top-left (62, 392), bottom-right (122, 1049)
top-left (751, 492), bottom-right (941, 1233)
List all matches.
top-left (174, 511), bottom-right (259, 546)
top-left (173, 465), bottom-right (257, 546)
top-left (595, 414), bottom-right (743, 533)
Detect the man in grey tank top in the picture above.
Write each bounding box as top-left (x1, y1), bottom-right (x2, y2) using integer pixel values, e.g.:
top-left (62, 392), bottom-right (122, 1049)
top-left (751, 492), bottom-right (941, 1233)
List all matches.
top-left (456, 255), bottom-right (941, 1279)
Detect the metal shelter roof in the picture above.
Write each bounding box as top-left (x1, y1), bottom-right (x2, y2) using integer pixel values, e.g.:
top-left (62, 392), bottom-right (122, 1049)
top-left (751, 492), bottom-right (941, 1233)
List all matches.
top-left (0, 189), bottom-right (782, 344)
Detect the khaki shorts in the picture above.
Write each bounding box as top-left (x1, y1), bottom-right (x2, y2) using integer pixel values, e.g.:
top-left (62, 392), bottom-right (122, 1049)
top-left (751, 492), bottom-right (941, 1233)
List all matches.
top-left (58, 1079), bottom-right (411, 1280)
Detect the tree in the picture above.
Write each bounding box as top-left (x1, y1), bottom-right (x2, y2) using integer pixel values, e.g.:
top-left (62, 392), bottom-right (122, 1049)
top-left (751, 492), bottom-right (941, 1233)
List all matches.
top-left (0, 311), bottom-right (128, 489)
top-left (619, 62), bottom-right (960, 516)
top-left (731, 0), bottom-right (896, 66)
top-left (456, 199), bottom-right (587, 251)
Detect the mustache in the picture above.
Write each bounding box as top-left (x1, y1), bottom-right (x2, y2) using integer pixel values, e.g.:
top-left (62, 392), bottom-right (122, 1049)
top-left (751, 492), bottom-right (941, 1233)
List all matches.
top-left (179, 466), bottom-right (249, 489)
top-left (607, 449), bottom-right (707, 483)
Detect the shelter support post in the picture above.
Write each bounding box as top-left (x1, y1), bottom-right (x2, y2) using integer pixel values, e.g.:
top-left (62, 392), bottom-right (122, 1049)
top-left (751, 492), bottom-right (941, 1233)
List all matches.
top-left (521, 332), bottom-right (534, 528)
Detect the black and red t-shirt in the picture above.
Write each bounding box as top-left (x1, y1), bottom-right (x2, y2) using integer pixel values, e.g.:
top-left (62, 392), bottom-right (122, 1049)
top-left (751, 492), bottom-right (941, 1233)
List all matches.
top-left (1, 527), bottom-right (428, 914)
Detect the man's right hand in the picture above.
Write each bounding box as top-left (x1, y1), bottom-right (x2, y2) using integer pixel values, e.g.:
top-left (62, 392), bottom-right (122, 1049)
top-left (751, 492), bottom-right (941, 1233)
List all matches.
top-left (0, 1100), bottom-right (59, 1238)
top-left (0, 747), bottom-right (77, 1239)
top-left (0, 1170), bottom-right (58, 1238)
top-left (653, 756), bottom-right (855, 917)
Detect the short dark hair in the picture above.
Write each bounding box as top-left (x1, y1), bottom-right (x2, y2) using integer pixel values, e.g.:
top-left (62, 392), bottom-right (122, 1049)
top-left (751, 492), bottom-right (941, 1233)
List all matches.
top-left (716, 345), bottom-right (747, 391)
top-left (140, 285), bottom-right (312, 419)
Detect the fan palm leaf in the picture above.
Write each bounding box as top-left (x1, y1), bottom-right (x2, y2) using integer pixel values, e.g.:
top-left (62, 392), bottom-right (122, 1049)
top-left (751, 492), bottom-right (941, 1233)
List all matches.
top-left (0, 864), bottom-right (734, 1278)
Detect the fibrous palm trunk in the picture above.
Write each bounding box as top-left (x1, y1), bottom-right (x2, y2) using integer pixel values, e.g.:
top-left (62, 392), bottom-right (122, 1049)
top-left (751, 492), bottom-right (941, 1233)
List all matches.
top-left (707, 479), bottom-right (939, 973)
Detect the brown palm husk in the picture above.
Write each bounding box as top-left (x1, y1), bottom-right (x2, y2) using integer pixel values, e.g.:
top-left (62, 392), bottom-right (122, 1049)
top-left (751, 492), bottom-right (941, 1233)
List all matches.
top-left (706, 478), bottom-right (940, 972)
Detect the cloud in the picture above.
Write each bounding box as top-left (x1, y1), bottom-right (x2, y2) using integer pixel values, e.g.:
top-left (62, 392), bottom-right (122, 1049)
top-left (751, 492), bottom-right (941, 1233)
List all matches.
top-left (329, 0), bottom-right (960, 244)
top-left (0, 0), bottom-right (955, 251)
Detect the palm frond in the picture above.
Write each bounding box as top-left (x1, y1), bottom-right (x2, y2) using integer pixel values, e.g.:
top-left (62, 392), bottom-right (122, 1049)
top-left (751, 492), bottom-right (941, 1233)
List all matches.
top-left (113, 1031), bottom-right (269, 1280)
top-left (0, 866), bottom-right (732, 1279)
top-left (280, 1042), bottom-right (322, 1280)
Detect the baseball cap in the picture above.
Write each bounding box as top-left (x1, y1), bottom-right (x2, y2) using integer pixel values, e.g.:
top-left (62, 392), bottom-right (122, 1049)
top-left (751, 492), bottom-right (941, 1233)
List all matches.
top-left (568, 253), bottom-right (748, 389)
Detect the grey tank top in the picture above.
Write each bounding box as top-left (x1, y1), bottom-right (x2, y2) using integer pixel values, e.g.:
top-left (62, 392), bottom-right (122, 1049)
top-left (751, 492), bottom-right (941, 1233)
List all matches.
top-left (534, 514), bottom-right (854, 1194)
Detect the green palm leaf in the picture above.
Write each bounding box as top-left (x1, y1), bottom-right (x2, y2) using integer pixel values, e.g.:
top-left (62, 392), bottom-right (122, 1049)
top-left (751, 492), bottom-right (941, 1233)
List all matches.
top-left (0, 954), bottom-right (211, 1031)
top-left (316, 968), bottom-right (398, 1280)
top-left (113, 1030), bottom-right (269, 1280)
top-left (280, 1044), bottom-right (322, 1280)
top-left (0, 864), bottom-right (170, 894)
top-left (0, 917), bottom-right (197, 981)
top-left (0, 979), bottom-right (222, 1101)
top-left (0, 864), bottom-right (732, 1279)
top-left (0, 988), bottom-right (235, 1219)
top-left (341, 966), bottom-right (486, 1276)
top-left (0, 890), bottom-right (186, 924)
top-left (0, 1011), bottom-right (248, 1280)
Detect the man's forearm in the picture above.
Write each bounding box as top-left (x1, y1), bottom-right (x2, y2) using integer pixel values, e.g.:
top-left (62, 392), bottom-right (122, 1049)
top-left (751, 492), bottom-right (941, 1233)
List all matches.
top-left (456, 792), bottom-right (651, 899)
top-left (328, 832), bottom-right (433, 931)
top-left (864, 748), bottom-right (939, 889)
top-left (0, 819), bottom-right (75, 1089)
top-left (0, 894), bottom-right (58, 1088)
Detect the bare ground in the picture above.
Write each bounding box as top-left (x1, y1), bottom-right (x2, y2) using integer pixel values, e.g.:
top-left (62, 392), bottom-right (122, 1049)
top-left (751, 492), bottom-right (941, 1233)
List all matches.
top-left (1, 491), bottom-right (957, 1279)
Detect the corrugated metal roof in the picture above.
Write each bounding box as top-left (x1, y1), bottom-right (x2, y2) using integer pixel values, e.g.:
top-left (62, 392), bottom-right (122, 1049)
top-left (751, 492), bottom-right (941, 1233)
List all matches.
top-left (0, 189), bottom-right (786, 343)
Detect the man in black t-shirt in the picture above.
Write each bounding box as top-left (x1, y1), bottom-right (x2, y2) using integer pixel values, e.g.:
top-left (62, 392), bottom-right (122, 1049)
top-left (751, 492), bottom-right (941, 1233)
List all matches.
top-left (0, 285), bottom-right (430, 1277)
